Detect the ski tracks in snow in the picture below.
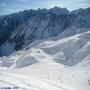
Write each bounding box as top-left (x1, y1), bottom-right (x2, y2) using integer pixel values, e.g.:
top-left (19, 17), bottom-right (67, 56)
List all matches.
top-left (0, 70), bottom-right (74, 90)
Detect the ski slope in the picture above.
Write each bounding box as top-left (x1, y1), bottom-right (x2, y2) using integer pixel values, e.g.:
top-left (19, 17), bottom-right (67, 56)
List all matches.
top-left (0, 31), bottom-right (90, 90)
top-left (0, 69), bottom-right (76, 90)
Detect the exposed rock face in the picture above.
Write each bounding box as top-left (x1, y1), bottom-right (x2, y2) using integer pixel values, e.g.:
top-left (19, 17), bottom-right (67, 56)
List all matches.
top-left (0, 7), bottom-right (90, 56)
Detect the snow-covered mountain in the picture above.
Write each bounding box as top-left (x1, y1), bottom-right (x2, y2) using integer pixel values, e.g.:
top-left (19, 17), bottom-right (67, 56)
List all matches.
top-left (0, 7), bottom-right (90, 56)
top-left (0, 7), bottom-right (90, 90)
top-left (0, 30), bottom-right (90, 90)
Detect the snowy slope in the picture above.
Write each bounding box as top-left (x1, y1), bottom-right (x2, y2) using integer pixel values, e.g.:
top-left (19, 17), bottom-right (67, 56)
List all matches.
top-left (0, 31), bottom-right (90, 90)
top-left (0, 69), bottom-right (76, 90)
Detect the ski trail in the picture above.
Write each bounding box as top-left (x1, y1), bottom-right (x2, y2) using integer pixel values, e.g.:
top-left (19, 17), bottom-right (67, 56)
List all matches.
top-left (0, 70), bottom-right (74, 90)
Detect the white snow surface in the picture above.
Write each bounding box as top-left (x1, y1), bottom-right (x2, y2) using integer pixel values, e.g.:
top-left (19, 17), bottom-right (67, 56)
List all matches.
top-left (0, 31), bottom-right (90, 90)
top-left (0, 69), bottom-right (76, 90)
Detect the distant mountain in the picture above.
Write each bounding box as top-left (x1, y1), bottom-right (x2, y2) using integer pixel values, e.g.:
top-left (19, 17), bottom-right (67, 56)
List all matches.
top-left (0, 7), bottom-right (90, 56)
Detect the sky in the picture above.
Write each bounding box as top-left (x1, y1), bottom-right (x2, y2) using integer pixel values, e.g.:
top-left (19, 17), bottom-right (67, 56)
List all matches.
top-left (0, 0), bottom-right (90, 15)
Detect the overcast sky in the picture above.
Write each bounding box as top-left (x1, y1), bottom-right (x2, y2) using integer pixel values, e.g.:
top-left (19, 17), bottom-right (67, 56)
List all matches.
top-left (0, 0), bottom-right (90, 15)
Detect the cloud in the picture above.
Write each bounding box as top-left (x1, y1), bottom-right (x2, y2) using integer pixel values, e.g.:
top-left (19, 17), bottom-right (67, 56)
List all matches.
top-left (19, 0), bottom-right (28, 2)
top-left (79, 3), bottom-right (90, 8)
top-left (48, 1), bottom-right (64, 8)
